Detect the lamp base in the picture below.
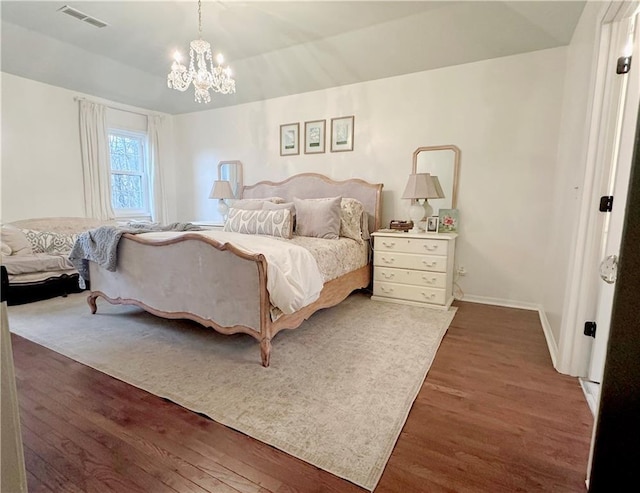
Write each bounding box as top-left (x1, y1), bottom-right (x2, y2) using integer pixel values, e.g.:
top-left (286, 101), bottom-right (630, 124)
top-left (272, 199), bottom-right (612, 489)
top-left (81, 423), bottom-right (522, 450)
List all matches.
top-left (217, 199), bottom-right (229, 222)
top-left (408, 202), bottom-right (426, 234)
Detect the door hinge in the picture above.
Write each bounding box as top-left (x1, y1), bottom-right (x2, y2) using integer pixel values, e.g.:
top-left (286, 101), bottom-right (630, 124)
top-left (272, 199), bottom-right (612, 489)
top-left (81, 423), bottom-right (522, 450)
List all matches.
top-left (584, 321), bottom-right (597, 338)
top-left (617, 56), bottom-right (632, 74)
top-left (599, 196), bottom-right (614, 212)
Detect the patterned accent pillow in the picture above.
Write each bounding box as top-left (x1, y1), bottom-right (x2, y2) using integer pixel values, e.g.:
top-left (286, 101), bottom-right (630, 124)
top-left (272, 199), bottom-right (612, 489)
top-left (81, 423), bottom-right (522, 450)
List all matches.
top-left (223, 208), bottom-right (293, 239)
top-left (340, 198), bottom-right (366, 243)
top-left (22, 229), bottom-right (79, 254)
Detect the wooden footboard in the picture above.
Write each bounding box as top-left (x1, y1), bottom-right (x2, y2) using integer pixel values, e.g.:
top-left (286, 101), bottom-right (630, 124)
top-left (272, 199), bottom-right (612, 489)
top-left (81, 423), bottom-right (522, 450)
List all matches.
top-left (87, 233), bottom-right (370, 367)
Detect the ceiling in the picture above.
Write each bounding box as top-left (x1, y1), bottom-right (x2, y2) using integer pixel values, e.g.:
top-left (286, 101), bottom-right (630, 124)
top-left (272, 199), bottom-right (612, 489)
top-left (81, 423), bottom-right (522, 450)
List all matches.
top-left (0, 1), bottom-right (585, 115)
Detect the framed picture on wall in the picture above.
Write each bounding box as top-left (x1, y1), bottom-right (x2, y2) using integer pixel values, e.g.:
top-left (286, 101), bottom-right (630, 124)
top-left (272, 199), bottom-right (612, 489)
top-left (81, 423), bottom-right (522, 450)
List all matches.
top-left (330, 116), bottom-right (354, 152)
top-left (280, 123), bottom-right (299, 156)
top-left (304, 120), bottom-right (326, 154)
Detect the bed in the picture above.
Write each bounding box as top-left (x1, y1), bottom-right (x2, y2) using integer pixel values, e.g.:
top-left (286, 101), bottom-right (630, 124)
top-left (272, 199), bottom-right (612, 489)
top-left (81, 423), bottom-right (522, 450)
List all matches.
top-left (86, 173), bottom-right (382, 366)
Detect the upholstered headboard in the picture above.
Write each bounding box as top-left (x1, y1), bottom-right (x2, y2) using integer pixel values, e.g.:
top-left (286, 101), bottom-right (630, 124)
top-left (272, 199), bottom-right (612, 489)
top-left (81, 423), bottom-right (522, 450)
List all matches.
top-left (241, 173), bottom-right (383, 233)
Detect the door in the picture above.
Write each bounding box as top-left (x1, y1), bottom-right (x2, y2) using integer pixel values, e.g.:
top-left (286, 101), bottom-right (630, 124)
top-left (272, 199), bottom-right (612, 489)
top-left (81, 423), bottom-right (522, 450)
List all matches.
top-left (588, 11), bottom-right (640, 383)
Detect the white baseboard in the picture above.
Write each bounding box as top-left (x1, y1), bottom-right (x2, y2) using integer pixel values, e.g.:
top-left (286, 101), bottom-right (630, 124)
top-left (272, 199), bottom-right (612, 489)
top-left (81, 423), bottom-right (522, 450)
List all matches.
top-left (459, 295), bottom-right (558, 369)
top-left (461, 294), bottom-right (539, 311)
top-left (537, 307), bottom-right (559, 369)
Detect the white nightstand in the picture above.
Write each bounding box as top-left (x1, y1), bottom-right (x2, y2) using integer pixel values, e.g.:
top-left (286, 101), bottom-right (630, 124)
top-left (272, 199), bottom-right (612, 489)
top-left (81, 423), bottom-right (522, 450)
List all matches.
top-left (371, 230), bottom-right (457, 309)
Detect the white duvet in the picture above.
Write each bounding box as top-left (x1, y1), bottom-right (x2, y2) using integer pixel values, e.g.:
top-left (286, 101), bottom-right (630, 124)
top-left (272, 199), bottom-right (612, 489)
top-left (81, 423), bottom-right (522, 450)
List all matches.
top-left (136, 230), bottom-right (325, 314)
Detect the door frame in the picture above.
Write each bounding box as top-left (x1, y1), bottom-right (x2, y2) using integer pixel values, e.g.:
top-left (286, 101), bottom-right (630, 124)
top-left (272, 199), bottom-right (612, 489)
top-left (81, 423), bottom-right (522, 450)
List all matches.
top-left (556, 1), bottom-right (640, 377)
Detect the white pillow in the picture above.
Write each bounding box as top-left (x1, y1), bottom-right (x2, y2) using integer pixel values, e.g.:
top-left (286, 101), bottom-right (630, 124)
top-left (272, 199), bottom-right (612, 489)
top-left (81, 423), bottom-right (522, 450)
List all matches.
top-left (1, 225), bottom-right (33, 256)
top-left (231, 197), bottom-right (287, 210)
top-left (1, 241), bottom-right (12, 256)
top-left (224, 208), bottom-right (293, 239)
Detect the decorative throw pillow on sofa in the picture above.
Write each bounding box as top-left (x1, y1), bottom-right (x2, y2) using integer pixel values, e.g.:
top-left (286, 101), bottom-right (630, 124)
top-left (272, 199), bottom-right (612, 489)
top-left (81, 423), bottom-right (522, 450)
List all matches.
top-left (224, 208), bottom-right (293, 238)
top-left (293, 196), bottom-right (342, 239)
top-left (0, 225), bottom-right (33, 256)
top-left (21, 229), bottom-right (79, 254)
top-left (1, 241), bottom-right (12, 256)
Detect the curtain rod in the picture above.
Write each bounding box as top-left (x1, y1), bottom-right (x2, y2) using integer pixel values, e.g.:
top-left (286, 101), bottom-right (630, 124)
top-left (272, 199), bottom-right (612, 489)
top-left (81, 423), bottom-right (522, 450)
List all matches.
top-left (73, 96), bottom-right (164, 118)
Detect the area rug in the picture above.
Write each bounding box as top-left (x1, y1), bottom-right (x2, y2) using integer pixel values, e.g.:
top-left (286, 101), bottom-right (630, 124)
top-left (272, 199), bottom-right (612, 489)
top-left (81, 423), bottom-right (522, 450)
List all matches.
top-left (8, 292), bottom-right (456, 490)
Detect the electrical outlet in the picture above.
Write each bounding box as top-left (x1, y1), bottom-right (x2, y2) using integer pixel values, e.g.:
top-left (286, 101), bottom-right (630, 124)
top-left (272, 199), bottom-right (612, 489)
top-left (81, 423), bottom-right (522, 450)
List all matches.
top-left (457, 266), bottom-right (467, 276)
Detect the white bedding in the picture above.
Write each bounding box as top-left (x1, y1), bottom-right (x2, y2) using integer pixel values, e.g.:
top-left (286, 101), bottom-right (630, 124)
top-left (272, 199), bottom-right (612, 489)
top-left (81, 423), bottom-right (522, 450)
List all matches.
top-left (135, 230), bottom-right (325, 315)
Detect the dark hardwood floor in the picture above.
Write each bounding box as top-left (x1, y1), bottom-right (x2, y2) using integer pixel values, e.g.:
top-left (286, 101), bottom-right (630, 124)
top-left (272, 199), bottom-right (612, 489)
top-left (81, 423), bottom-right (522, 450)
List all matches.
top-left (10, 300), bottom-right (593, 493)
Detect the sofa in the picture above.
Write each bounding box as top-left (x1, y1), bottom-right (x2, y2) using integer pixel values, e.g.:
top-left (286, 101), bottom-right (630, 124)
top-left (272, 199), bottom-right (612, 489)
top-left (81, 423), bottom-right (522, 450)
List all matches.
top-left (1, 217), bottom-right (112, 305)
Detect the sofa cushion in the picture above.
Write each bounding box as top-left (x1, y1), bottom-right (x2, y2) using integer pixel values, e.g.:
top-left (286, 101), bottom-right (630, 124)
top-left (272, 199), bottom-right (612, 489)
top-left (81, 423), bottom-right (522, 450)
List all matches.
top-left (1, 253), bottom-right (75, 276)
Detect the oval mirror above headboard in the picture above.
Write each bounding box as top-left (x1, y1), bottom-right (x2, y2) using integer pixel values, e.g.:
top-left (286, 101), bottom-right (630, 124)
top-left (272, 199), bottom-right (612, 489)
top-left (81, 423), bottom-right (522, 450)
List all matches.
top-left (412, 145), bottom-right (461, 215)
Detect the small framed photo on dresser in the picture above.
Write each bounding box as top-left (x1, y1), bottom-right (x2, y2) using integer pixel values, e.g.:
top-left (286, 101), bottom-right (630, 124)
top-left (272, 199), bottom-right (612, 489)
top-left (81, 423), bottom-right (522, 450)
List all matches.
top-left (438, 208), bottom-right (459, 233)
top-left (426, 216), bottom-right (439, 233)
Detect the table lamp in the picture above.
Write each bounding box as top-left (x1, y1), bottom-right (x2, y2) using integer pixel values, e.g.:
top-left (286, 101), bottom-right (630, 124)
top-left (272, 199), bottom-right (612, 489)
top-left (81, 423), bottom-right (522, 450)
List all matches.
top-left (208, 180), bottom-right (234, 221)
top-left (401, 173), bottom-right (445, 233)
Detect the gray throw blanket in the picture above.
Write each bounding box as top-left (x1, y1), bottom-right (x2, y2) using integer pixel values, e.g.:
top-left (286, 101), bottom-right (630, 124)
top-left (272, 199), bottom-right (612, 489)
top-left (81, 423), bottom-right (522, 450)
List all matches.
top-left (69, 222), bottom-right (202, 288)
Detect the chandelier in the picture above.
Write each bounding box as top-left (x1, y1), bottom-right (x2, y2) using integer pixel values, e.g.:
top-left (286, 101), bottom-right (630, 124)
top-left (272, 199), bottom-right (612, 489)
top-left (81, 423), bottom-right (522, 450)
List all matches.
top-left (167, 0), bottom-right (236, 103)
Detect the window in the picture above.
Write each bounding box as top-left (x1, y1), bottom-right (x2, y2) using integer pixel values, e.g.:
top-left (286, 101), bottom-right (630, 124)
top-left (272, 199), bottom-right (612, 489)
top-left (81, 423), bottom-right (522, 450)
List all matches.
top-left (108, 130), bottom-right (150, 217)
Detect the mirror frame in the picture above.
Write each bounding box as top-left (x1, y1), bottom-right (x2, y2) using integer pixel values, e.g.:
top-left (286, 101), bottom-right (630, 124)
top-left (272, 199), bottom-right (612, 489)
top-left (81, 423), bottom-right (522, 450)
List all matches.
top-left (217, 160), bottom-right (243, 199)
top-left (412, 145), bottom-right (461, 208)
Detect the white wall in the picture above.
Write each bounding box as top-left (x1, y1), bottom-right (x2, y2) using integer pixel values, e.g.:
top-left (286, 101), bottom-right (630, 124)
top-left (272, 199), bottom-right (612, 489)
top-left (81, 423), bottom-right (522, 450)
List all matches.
top-left (1, 73), bottom-right (85, 222)
top-left (1, 72), bottom-right (177, 223)
top-left (1, 48), bottom-right (570, 308)
top-left (173, 47), bottom-right (568, 306)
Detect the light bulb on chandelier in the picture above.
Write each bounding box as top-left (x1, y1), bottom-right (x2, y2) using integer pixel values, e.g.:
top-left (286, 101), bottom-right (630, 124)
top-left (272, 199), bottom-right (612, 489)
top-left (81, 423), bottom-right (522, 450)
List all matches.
top-left (167, 0), bottom-right (236, 103)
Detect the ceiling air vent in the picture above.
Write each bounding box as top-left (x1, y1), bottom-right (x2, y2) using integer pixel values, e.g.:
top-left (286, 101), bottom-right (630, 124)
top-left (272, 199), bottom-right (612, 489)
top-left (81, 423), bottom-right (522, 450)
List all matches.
top-left (58, 5), bottom-right (109, 28)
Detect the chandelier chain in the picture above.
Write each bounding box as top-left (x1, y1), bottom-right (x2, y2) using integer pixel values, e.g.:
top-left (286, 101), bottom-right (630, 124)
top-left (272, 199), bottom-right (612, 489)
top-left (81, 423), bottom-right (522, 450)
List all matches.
top-left (197, 0), bottom-right (202, 38)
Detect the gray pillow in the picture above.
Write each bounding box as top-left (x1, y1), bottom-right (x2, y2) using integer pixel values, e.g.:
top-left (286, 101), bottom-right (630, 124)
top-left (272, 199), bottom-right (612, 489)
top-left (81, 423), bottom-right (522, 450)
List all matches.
top-left (294, 196), bottom-right (342, 239)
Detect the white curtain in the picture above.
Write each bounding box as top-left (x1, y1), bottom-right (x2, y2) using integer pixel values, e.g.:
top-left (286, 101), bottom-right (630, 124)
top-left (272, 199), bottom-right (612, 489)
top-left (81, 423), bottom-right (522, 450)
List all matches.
top-left (78, 101), bottom-right (115, 220)
top-left (147, 115), bottom-right (169, 223)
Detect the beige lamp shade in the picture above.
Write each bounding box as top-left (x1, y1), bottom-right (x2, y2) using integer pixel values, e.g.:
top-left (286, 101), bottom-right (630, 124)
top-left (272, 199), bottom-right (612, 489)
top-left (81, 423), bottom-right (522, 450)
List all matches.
top-left (209, 180), bottom-right (235, 199)
top-left (401, 173), bottom-right (445, 200)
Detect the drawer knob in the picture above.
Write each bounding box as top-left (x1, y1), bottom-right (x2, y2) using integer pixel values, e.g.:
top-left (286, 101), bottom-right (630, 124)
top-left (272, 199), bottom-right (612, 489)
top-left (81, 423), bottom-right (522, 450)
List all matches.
top-left (421, 292), bottom-right (436, 299)
top-left (380, 286), bottom-right (394, 293)
top-left (423, 244), bottom-right (438, 251)
top-left (381, 272), bottom-right (395, 279)
top-left (422, 260), bottom-right (437, 267)
top-left (422, 275), bottom-right (437, 284)
top-left (382, 257), bottom-right (395, 264)
top-left (382, 241), bottom-right (396, 248)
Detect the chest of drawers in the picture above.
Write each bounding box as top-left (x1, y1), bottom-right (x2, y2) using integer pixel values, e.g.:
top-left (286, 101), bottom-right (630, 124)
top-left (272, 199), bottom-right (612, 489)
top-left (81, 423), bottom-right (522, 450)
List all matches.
top-left (371, 231), bottom-right (457, 309)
